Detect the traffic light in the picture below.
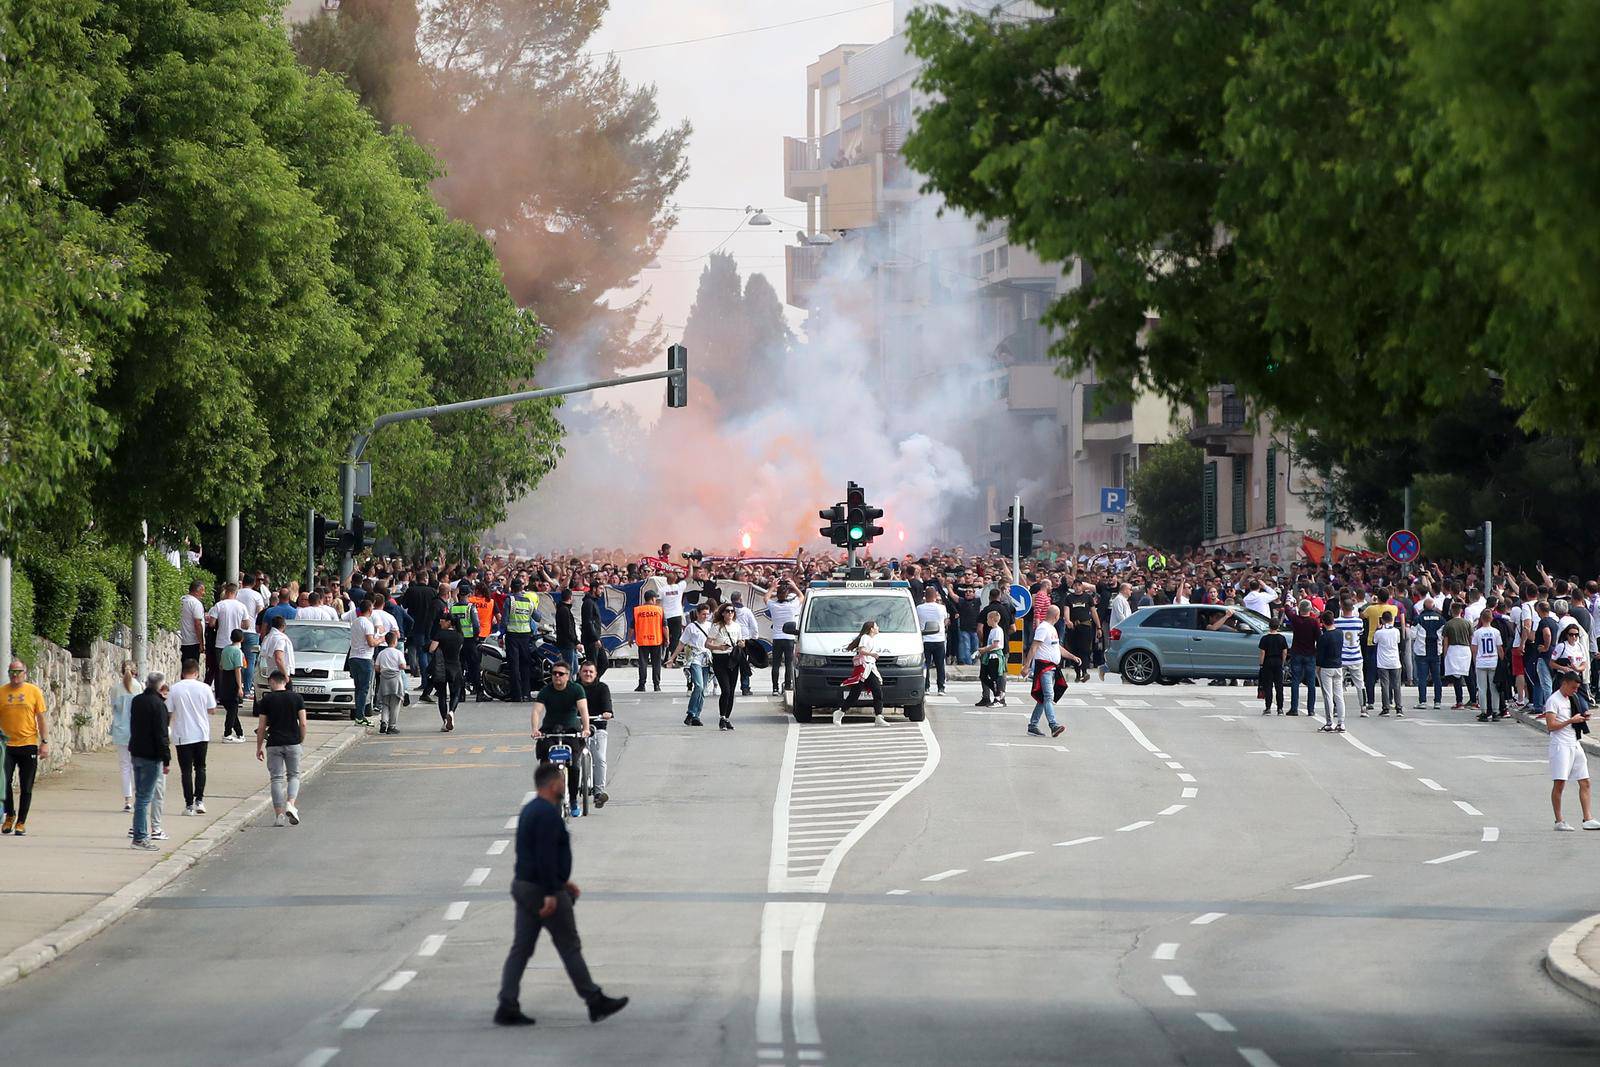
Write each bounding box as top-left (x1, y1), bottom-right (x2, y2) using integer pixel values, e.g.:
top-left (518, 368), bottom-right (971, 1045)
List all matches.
top-left (1017, 509), bottom-right (1044, 556)
top-left (990, 511), bottom-right (1015, 553)
top-left (666, 343), bottom-right (688, 409)
top-left (312, 513), bottom-right (346, 558)
top-left (819, 503), bottom-right (846, 546)
top-left (351, 505), bottom-right (378, 554)
top-left (843, 482), bottom-right (884, 547)
top-left (1464, 524), bottom-right (1485, 554)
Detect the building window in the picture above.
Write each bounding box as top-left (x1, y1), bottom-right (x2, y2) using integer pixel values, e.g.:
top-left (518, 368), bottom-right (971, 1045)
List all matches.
top-left (1203, 462), bottom-right (1218, 540)
top-left (997, 245), bottom-right (1009, 270)
top-left (983, 250), bottom-right (995, 274)
top-left (1231, 458), bottom-right (1248, 534)
top-left (1265, 446), bottom-right (1278, 527)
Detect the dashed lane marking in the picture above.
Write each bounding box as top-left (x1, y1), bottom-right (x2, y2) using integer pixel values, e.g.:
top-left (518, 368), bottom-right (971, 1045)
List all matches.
top-left (1295, 874), bottom-right (1372, 890)
top-left (985, 850), bottom-right (1034, 863)
top-left (341, 1009), bottom-right (379, 1030)
top-left (503, 816), bottom-right (518, 829)
top-left (1340, 733), bottom-right (1385, 758)
top-left (1153, 943), bottom-right (1179, 960)
top-left (444, 901), bottom-right (469, 921)
top-left (1425, 850), bottom-right (1478, 865)
top-left (885, 889), bottom-right (909, 896)
top-left (1116, 820), bottom-right (1154, 832)
top-left (378, 971), bottom-right (416, 992)
top-left (1053, 836), bottom-right (1103, 848)
top-left (299, 1050), bottom-right (339, 1067)
top-left (1197, 1012), bottom-right (1237, 1033)
top-left (1417, 778), bottom-right (1446, 792)
top-left (1158, 804), bottom-right (1187, 816)
top-left (1388, 760), bottom-right (1414, 770)
top-left (1182, 787), bottom-right (1199, 799)
top-left (1105, 707), bottom-right (1161, 753)
top-left (1177, 773), bottom-right (1197, 783)
top-left (1482, 827), bottom-right (1500, 842)
top-left (418, 934), bottom-right (446, 957)
top-left (1238, 1048), bottom-right (1282, 1067)
top-left (486, 839), bottom-right (509, 855)
top-left (1191, 912), bottom-right (1226, 925)
top-left (464, 868), bottom-right (491, 887)
top-left (522, 791), bottom-right (535, 804)
top-left (922, 869), bottom-right (967, 882)
top-left (1162, 974), bottom-right (1197, 997)
top-left (1454, 800), bottom-right (1484, 816)
top-left (1165, 761), bottom-right (1185, 769)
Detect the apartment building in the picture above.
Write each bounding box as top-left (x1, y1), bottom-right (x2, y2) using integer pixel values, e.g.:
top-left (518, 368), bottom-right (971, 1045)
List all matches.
top-left (282, 0), bottom-right (334, 23)
top-left (781, 3), bottom-right (1178, 546)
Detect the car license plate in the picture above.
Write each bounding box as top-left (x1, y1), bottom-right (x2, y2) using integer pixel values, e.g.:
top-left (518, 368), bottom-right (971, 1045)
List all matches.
top-left (294, 683), bottom-right (329, 696)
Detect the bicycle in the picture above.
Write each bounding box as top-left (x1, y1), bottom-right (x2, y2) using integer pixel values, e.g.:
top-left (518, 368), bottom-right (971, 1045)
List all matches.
top-left (539, 729), bottom-right (592, 822)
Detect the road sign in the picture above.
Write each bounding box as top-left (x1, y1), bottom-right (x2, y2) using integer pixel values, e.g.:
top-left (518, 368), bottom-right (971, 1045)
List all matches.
top-left (1007, 584), bottom-right (1032, 615)
top-left (1387, 529), bottom-right (1421, 564)
top-left (1100, 487), bottom-right (1127, 513)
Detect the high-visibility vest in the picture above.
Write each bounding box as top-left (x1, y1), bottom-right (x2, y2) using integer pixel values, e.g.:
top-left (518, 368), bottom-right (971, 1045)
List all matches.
top-left (451, 601), bottom-right (478, 638)
top-left (470, 595), bottom-right (493, 636)
top-left (633, 605), bottom-right (665, 647)
top-left (507, 593), bottom-right (537, 634)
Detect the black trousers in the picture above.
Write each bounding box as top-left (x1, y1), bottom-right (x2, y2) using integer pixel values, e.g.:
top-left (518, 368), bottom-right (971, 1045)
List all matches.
top-left (841, 676), bottom-right (884, 714)
top-left (436, 663), bottom-right (464, 719)
top-left (637, 644), bottom-right (663, 688)
top-left (980, 657), bottom-right (1003, 703)
top-left (1259, 663), bottom-right (1284, 710)
top-left (176, 741), bottom-right (208, 806)
top-left (666, 616), bottom-right (683, 658)
top-left (3, 745), bottom-right (39, 823)
top-left (506, 633), bottom-right (537, 702)
top-left (535, 735), bottom-right (586, 807)
top-left (924, 641), bottom-right (947, 691)
top-left (771, 638), bottom-right (795, 690)
top-left (462, 636), bottom-right (481, 690)
top-left (1069, 624), bottom-right (1094, 679)
top-left (498, 884), bottom-right (599, 1010)
top-left (584, 640), bottom-right (608, 678)
top-left (712, 653), bottom-right (737, 719)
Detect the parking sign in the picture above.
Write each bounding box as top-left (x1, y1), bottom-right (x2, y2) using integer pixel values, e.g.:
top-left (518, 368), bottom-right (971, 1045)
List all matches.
top-left (1100, 487), bottom-right (1127, 514)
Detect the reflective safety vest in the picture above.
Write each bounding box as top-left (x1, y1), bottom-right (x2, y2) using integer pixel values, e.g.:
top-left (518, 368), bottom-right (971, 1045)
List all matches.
top-left (633, 604), bottom-right (665, 647)
top-left (450, 601), bottom-right (478, 639)
top-left (507, 593), bottom-right (537, 633)
top-left (1147, 553), bottom-right (1167, 571)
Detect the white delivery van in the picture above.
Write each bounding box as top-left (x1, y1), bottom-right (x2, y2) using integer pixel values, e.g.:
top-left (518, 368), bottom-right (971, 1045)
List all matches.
top-left (784, 580), bottom-right (930, 723)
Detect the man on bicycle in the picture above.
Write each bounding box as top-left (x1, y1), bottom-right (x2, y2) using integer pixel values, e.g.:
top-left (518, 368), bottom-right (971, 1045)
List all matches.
top-left (531, 663), bottom-right (590, 818)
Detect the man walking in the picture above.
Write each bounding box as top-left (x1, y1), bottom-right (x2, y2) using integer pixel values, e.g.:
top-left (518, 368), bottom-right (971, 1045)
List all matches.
top-left (347, 599), bottom-right (381, 726)
top-left (1024, 605), bottom-right (1073, 739)
top-left (577, 662), bottom-right (613, 809)
top-left (1316, 610), bottom-right (1347, 732)
top-left (255, 670), bottom-right (308, 826)
top-left (494, 762), bottom-right (628, 1027)
top-left (1, 660), bottom-right (49, 836)
top-left (429, 612), bottom-right (465, 732)
top-left (632, 589), bottom-right (665, 693)
top-left (916, 587), bottom-right (950, 695)
top-left (504, 579), bottom-right (540, 703)
top-left (128, 671), bottom-right (170, 850)
top-left (180, 580), bottom-right (207, 668)
top-left (1286, 600), bottom-right (1319, 717)
top-left (167, 660), bottom-right (215, 815)
top-left (1335, 598), bottom-right (1366, 715)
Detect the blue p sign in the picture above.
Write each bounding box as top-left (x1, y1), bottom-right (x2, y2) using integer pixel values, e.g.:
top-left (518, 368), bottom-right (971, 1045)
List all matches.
top-left (1101, 487), bottom-right (1126, 514)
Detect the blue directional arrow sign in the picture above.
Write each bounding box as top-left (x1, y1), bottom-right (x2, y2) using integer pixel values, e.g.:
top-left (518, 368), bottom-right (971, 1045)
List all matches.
top-left (1008, 584), bottom-right (1032, 615)
top-left (1100, 487), bottom-right (1127, 514)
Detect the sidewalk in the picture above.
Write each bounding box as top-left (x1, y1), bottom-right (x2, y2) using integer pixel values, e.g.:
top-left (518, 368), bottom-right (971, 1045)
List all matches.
top-left (0, 713), bottom-right (365, 987)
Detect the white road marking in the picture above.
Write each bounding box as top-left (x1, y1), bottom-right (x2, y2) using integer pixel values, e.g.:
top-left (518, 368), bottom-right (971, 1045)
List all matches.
top-left (885, 889), bottom-right (909, 896)
top-left (418, 934), bottom-right (446, 957)
top-left (1340, 733), bottom-right (1385, 758)
top-left (964, 709), bottom-right (1026, 716)
top-left (1115, 698), bottom-right (1151, 707)
top-left (1417, 778), bottom-right (1446, 791)
top-left (1116, 820), bottom-right (1154, 832)
top-left (985, 850), bottom-right (1034, 863)
top-left (503, 816), bottom-right (518, 829)
top-left (1482, 826), bottom-right (1500, 842)
top-left (299, 1050), bottom-right (340, 1067)
top-left (1191, 912), bottom-right (1227, 925)
top-left (1197, 1012), bottom-right (1237, 1033)
top-left (922, 868), bottom-right (967, 882)
top-left (758, 1050), bottom-right (784, 1062)
top-left (1238, 1048), bottom-right (1282, 1067)
top-left (1162, 974), bottom-right (1197, 997)
top-left (1425, 850), bottom-right (1478, 865)
top-left (1153, 942), bottom-right (1179, 960)
top-left (1182, 787), bottom-right (1199, 798)
top-left (522, 790), bottom-right (535, 804)
top-left (1153, 752), bottom-right (1171, 759)
top-left (1179, 700), bottom-right (1212, 707)
top-left (378, 971), bottom-right (416, 992)
top-left (987, 742), bottom-right (1069, 751)
top-left (791, 919), bottom-right (822, 1048)
top-left (1053, 836), bottom-right (1103, 848)
top-left (1295, 874), bottom-right (1372, 890)
top-left (1452, 800), bottom-right (1484, 816)
top-left (444, 901), bottom-right (469, 922)
top-left (341, 1009), bottom-right (379, 1030)
top-left (1388, 760), bottom-right (1414, 770)
top-left (797, 1052), bottom-right (825, 1063)
top-left (1177, 772), bottom-right (1197, 782)
top-left (1165, 761), bottom-right (1185, 769)
top-left (486, 839), bottom-right (509, 855)
top-left (1105, 706), bottom-right (1161, 753)
top-left (1457, 754), bottom-right (1543, 763)
top-left (1204, 715), bottom-right (1241, 723)
top-left (1248, 750), bottom-right (1297, 759)
top-left (1157, 804), bottom-right (1187, 816)
top-left (464, 868), bottom-right (491, 887)
top-left (1058, 698), bottom-right (1087, 707)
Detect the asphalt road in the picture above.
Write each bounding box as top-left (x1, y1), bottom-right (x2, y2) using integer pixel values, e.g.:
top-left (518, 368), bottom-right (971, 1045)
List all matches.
top-left (2, 672), bottom-right (1598, 1067)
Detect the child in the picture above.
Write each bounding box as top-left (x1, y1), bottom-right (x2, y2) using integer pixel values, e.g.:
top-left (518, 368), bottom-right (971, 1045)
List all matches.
top-left (218, 628), bottom-right (247, 741)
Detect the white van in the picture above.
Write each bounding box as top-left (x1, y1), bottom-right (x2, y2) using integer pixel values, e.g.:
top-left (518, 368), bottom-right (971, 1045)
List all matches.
top-left (784, 580), bottom-right (929, 723)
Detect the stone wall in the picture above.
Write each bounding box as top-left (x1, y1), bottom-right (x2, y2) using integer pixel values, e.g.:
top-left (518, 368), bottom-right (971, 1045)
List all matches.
top-left (25, 629), bottom-right (182, 777)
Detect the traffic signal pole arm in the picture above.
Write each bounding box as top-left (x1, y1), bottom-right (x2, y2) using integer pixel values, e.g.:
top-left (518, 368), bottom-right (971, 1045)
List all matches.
top-left (339, 364), bottom-right (688, 580)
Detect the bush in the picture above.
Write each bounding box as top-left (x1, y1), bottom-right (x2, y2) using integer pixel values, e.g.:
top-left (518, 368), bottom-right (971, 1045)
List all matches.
top-left (10, 569), bottom-right (37, 667)
top-left (21, 552), bottom-right (77, 648)
top-left (84, 548), bottom-right (135, 630)
top-left (149, 553), bottom-right (183, 633)
top-left (69, 572), bottom-right (118, 655)
top-left (181, 560), bottom-right (217, 604)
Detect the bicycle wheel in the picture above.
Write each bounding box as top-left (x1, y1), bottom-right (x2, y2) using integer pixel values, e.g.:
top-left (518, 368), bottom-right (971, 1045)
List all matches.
top-left (559, 766), bottom-right (571, 823)
top-left (579, 747), bottom-right (592, 816)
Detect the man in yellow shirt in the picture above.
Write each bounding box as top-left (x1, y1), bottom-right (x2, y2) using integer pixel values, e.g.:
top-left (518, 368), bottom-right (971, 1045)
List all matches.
top-left (2, 659), bottom-right (50, 836)
top-left (1359, 590), bottom-right (1399, 713)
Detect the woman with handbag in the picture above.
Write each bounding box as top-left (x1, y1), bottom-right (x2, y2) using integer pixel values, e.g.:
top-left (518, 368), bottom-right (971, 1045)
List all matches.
top-left (706, 604), bottom-right (743, 730)
top-left (835, 621), bottom-right (887, 726)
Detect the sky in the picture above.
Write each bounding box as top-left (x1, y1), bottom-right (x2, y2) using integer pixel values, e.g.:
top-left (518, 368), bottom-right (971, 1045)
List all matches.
top-left (586, 1), bottom-right (896, 343)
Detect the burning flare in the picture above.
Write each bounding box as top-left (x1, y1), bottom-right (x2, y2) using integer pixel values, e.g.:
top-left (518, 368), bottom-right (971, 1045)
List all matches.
top-left (741, 531), bottom-right (753, 551)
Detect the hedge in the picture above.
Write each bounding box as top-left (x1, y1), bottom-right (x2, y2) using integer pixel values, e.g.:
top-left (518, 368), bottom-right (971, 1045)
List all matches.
top-left (12, 542), bottom-right (206, 661)
top-left (11, 569), bottom-right (37, 667)
top-left (69, 572), bottom-right (118, 655)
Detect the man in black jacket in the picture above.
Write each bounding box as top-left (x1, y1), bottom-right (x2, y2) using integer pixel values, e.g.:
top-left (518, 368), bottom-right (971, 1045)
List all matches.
top-left (555, 591), bottom-right (580, 675)
top-left (128, 673), bottom-right (171, 850)
top-left (495, 763), bottom-right (627, 1026)
top-left (579, 587), bottom-right (607, 678)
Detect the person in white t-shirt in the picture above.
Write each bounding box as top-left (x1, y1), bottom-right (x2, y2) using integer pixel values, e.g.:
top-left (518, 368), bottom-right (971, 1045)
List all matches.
top-left (659, 577), bottom-right (687, 657)
top-left (915, 588), bottom-right (951, 695)
top-left (260, 615), bottom-right (296, 685)
top-left (166, 661), bottom-right (216, 815)
top-left (1373, 615), bottom-right (1403, 715)
top-left (298, 592), bottom-right (338, 622)
top-left (180, 581), bottom-right (208, 663)
top-left (207, 584), bottom-right (250, 691)
top-left (1542, 671), bottom-right (1597, 831)
top-left (1470, 611), bottom-right (1504, 720)
top-left (765, 584), bottom-right (802, 694)
top-left (236, 577), bottom-right (265, 689)
top-left (1024, 605), bottom-right (1077, 739)
top-left (346, 601), bottom-right (382, 727)
top-left (1242, 580), bottom-right (1279, 621)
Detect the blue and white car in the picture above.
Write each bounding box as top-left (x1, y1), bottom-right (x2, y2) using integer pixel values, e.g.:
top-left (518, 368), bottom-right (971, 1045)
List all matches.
top-left (1106, 604), bottom-right (1273, 685)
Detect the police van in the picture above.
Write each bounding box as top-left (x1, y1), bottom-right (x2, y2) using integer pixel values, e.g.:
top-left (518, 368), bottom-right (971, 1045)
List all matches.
top-left (785, 580), bottom-right (930, 723)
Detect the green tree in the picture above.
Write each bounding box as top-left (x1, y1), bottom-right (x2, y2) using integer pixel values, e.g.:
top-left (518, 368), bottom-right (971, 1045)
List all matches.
top-left (293, 0), bottom-right (691, 377)
top-left (1128, 439), bottom-right (1204, 551)
top-left (682, 254), bottom-right (793, 414)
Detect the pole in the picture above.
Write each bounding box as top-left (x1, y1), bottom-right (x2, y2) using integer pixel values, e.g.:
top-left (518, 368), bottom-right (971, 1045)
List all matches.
top-left (132, 544), bottom-right (148, 675)
top-left (1483, 519), bottom-right (1493, 589)
top-left (0, 554), bottom-right (11, 669)
top-left (1323, 489), bottom-right (1335, 573)
top-left (1401, 485), bottom-right (1412, 579)
top-left (225, 514), bottom-right (240, 587)
top-left (307, 508), bottom-right (317, 598)
top-left (339, 365), bottom-right (687, 584)
top-left (1011, 494), bottom-right (1021, 580)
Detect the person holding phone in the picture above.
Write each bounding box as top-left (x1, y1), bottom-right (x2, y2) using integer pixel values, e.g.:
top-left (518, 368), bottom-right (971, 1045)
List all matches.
top-left (1543, 670), bottom-right (1599, 831)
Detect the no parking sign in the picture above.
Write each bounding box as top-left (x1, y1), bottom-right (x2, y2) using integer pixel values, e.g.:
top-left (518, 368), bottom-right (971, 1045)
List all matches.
top-left (1387, 529), bottom-right (1421, 564)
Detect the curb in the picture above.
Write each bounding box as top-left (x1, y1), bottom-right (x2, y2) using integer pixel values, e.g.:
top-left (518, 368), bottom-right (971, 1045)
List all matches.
top-left (0, 723), bottom-right (368, 990)
top-left (1514, 707), bottom-right (1600, 758)
top-left (1546, 913), bottom-right (1600, 1009)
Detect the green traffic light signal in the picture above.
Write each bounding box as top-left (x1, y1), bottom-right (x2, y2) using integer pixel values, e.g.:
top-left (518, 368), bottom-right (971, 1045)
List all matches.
top-left (849, 524), bottom-right (865, 542)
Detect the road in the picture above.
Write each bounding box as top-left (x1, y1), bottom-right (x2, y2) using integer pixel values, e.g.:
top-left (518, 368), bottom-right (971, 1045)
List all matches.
top-left (2, 674), bottom-right (1597, 1067)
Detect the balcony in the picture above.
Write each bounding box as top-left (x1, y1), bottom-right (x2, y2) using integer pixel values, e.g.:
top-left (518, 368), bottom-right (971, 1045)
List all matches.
top-left (785, 243), bottom-right (828, 309)
top-left (1080, 382), bottom-right (1134, 443)
top-left (783, 136), bottom-right (825, 201)
top-left (1186, 393), bottom-right (1252, 456)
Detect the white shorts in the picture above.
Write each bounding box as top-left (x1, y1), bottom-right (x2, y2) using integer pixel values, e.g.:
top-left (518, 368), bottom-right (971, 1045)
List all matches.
top-left (1550, 744), bottom-right (1590, 782)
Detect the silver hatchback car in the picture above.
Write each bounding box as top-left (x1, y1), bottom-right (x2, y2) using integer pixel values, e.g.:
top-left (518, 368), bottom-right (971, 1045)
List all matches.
top-left (1106, 605), bottom-right (1274, 685)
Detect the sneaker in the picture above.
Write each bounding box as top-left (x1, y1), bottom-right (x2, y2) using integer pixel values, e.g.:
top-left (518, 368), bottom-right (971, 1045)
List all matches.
top-left (1582, 820), bottom-right (1600, 830)
top-left (874, 714), bottom-right (889, 727)
top-left (1286, 710), bottom-right (1299, 716)
top-left (1334, 725), bottom-right (1345, 733)
top-left (493, 1006), bottom-right (536, 1026)
top-left (194, 800), bottom-right (206, 814)
top-left (388, 726), bottom-right (400, 734)
top-left (378, 723), bottom-right (389, 734)
top-left (440, 723), bottom-right (450, 732)
top-left (12, 822), bottom-right (25, 836)
top-left (1027, 725), bottom-right (1047, 737)
top-left (594, 790), bottom-right (609, 809)
top-left (587, 993), bottom-right (629, 1024)
top-left (684, 713), bottom-right (695, 727)
top-left (691, 717), bottom-right (703, 726)
top-left (150, 829), bottom-right (168, 841)
top-left (1359, 710), bottom-right (1369, 718)
top-left (1051, 724), bottom-right (1066, 738)
top-left (938, 688), bottom-right (946, 695)
top-left (1555, 821), bottom-right (1577, 832)
top-left (1395, 710), bottom-right (1405, 718)
top-left (1476, 713), bottom-right (1490, 723)
top-left (653, 685), bottom-right (662, 693)
top-left (132, 839), bottom-right (159, 850)
top-left (634, 685), bottom-right (645, 693)
top-left (720, 718), bottom-right (734, 731)
top-left (446, 713), bottom-right (455, 732)
top-left (832, 708), bottom-right (844, 726)
top-left (182, 806), bottom-right (194, 816)
top-left (1450, 703), bottom-right (1463, 710)
top-left (1433, 703), bottom-right (1442, 710)
top-left (570, 806), bottom-right (581, 818)
top-left (772, 686), bottom-right (780, 695)
top-left (1379, 709), bottom-right (1390, 716)
top-left (285, 803), bottom-right (300, 826)
top-left (2, 815), bottom-right (13, 834)
top-left (1262, 708), bottom-right (1273, 716)
top-left (1320, 725), bottom-right (1334, 732)
top-left (273, 813), bottom-right (287, 827)
top-left (123, 802), bottom-right (133, 813)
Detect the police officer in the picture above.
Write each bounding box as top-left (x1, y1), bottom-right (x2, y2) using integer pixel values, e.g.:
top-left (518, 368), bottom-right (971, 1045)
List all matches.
top-left (452, 583), bottom-right (482, 699)
top-left (505, 579), bottom-right (540, 703)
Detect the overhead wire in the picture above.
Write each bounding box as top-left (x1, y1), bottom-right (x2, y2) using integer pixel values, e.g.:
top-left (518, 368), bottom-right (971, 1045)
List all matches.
top-left (589, 1), bottom-right (892, 56)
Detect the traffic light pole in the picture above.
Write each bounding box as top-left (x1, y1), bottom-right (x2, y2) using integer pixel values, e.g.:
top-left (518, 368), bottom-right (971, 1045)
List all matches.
top-left (1484, 520), bottom-right (1493, 588)
top-left (1011, 494), bottom-right (1021, 580)
top-left (339, 365), bottom-right (688, 582)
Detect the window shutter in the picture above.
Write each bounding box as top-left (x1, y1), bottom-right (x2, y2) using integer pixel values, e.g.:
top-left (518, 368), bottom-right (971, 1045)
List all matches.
top-left (1266, 447), bottom-right (1278, 527)
top-left (1202, 462), bottom-right (1218, 540)
top-left (1231, 459), bottom-right (1247, 534)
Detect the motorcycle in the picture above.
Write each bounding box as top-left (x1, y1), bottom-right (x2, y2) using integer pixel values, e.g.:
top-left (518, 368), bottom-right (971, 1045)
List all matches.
top-left (476, 624), bottom-right (577, 701)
